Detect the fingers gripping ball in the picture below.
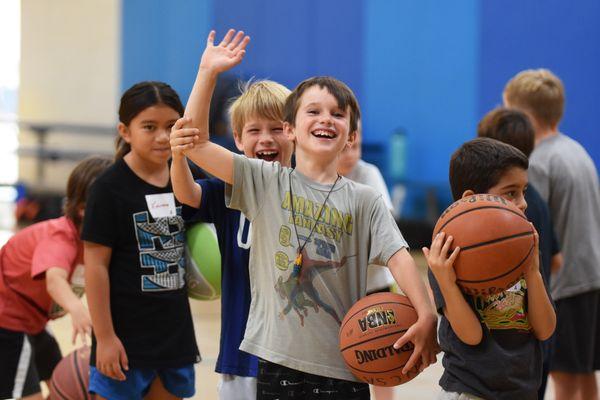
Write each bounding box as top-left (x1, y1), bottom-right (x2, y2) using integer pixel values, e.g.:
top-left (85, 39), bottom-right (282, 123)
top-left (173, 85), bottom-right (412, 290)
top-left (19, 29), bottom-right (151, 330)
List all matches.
top-left (433, 194), bottom-right (535, 296)
top-left (185, 223), bottom-right (222, 300)
top-left (339, 293), bottom-right (420, 386)
top-left (49, 346), bottom-right (95, 399)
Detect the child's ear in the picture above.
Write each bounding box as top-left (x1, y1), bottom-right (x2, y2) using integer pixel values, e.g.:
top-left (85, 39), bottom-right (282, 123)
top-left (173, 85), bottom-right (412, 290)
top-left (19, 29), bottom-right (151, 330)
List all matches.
top-left (461, 189), bottom-right (475, 199)
top-left (117, 122), bottom-right (131, 143)
top-left (346, 130), bottom-right (357, 148)
top-left (233, 131), bottom-right (245, 153)
top-left (283, 122), bottom-right (296, 142)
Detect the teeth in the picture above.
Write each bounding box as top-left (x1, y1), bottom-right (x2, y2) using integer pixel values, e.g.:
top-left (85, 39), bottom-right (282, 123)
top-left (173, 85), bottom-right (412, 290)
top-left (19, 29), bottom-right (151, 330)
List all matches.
top-left (313, 130), bottom-right (335, 138)
top-left (257, 151), bottom-right (277, 156)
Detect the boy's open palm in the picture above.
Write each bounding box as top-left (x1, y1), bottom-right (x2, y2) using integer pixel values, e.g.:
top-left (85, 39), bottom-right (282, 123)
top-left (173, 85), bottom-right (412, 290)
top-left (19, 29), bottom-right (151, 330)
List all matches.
top-left (200, 29), bottom-right (250, 74)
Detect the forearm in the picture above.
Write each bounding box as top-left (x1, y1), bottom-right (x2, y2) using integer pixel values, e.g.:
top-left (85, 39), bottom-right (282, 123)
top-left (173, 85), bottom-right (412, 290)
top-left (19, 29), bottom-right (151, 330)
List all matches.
top-left (387, 249), bottom-right (436, 322)
top-left (46, 273), bottom-right (85, 315)
top-left (171, 154), bottom-right (202, 207)
top-left (85, 263), bottom-right (116, 339)
top-left (439, 283), bottom-right (483, 345)
top-left (180, 65), bottom-right (234, 183)
top-left (525, 271), bottom-right (556, 340)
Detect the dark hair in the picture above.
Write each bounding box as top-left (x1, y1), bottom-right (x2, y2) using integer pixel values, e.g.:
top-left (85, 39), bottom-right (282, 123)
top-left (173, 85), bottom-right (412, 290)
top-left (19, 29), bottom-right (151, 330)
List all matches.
top-left (116, 81), bottom-right (184, 159)
top-left (64, 156), bottom-right (113, 227)
top-left (477, 107), bottom-right (535, 157)
top-left (449, 138), bottom-right (529, 201)
top-left (283, 76), bottom-right (360, 133)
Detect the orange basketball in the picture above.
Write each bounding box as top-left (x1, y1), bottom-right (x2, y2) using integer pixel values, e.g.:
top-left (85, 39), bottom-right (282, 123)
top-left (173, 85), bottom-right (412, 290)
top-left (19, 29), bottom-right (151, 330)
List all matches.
top-left (433, 194), bottom-right (535, 296)
top-left (49, 346), bottom-right (95, 400)
top-left (339, 292), bottom-right (420, 386)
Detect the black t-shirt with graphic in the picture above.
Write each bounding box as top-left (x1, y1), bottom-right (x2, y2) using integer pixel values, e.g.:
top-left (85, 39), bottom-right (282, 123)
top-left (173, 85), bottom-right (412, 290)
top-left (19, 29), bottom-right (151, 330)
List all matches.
top-left (429, 271), bottom-right (542, 400)
top-left (82, 158), bottom-right (199, 368)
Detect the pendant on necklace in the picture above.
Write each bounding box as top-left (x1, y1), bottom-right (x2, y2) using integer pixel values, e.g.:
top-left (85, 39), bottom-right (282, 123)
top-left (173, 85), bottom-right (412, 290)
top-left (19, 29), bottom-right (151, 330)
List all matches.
top-left (294, 251), bottom-right (303, 268)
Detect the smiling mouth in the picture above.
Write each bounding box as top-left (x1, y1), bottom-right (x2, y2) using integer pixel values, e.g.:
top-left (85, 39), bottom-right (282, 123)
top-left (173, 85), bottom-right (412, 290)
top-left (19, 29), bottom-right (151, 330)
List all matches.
top-left (256, 150), bottom-right (279, 162)
top-left (312, 129), bottom-right (337, 139)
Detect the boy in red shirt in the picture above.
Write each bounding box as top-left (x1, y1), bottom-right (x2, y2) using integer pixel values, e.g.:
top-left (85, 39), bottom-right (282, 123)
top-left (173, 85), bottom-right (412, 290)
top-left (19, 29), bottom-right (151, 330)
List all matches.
top-left (0, 156), bottom-right (111, 400)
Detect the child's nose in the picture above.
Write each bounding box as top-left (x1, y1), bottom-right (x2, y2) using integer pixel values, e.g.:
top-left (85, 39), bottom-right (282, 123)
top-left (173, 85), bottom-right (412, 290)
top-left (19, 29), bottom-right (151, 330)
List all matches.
top-left (156, 129), bottom-right (170, 142)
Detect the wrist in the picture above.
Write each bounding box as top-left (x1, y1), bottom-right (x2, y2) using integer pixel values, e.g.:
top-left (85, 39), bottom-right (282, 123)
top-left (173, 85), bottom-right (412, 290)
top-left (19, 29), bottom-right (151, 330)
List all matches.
top-left (198, 65), bottom-right (220, 80)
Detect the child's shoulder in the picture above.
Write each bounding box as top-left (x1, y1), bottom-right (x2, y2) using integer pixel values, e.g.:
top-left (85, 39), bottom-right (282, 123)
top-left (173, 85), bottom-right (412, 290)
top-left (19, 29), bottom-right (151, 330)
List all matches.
top-left (341, 176), bottom-right (382, 202)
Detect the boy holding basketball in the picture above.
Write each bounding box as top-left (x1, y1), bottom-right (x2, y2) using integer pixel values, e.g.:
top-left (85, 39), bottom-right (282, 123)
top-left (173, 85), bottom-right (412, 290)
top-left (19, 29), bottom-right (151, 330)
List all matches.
top-left (426, 137), bottom-right (555, 400)
top-left (171, 69), bottom-right (293, 400)
top-left (504, 69), bottom-right (600, 400)
top-left (171, 30), bottom-right (438, 399)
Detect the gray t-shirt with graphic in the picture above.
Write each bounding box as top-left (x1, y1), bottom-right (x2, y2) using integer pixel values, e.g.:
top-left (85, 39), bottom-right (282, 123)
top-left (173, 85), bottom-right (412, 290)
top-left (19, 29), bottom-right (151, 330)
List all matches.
top-left (529, 134), bottom-right (600, 300)
top-left (226, 154), bottom-right (407, 381)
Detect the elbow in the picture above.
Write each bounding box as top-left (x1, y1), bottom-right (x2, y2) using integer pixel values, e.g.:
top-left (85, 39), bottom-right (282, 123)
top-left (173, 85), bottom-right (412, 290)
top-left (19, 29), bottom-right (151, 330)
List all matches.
top-left (462, 333), bottom-right (483, 346)
top-left (455, 324), bottom-right (483, 346)
top-left (534, 319), bottom-right (556, 342)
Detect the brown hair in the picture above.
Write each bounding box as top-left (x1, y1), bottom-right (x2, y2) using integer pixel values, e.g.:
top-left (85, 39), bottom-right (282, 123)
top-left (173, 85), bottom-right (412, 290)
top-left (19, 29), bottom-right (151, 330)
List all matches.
top-left (477, 107), bottom-right (535, 157)
top-left (449, 138), bottom-right (529, 201)
top-left (503, 69), bottom-right (565, 128)
top-left (283, 76), bottom-right (361, 133)
top-left (116, 81), bottom-right (184, 159)
top-left (228, 80), bottom-right (290, 138)
top-left (63, 156), bottom-right (112, 227)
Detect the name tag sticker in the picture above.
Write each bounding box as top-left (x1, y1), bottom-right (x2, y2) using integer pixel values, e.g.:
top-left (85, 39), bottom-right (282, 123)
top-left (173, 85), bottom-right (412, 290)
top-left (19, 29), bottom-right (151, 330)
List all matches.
top-left (145, 193), bottom-right (176, 218)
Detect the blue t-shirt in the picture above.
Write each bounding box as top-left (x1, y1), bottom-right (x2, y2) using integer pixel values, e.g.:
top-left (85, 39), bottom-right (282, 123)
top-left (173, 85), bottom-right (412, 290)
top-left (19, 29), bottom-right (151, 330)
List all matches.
top-left (182, 178), bottom-right (257, 377)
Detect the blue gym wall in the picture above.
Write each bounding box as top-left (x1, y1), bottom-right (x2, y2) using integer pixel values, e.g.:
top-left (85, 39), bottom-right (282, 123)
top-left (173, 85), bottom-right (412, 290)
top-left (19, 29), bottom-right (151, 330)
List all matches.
top-left (121, 0), bottom-right (599, 216)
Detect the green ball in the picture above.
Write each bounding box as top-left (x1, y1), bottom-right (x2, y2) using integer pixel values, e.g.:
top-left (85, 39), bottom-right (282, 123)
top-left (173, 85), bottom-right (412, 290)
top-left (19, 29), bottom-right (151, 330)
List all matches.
top-left (185, 223), bottom-right (221, 300)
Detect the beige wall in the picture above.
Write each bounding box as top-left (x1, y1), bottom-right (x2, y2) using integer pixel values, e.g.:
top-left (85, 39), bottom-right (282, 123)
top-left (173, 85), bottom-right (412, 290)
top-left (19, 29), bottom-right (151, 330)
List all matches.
top-left (18, 0), bottom-right (120, 190)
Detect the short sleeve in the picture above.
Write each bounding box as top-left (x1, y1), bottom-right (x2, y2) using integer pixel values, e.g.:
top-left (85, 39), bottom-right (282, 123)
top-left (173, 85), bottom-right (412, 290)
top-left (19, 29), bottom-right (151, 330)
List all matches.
top-left (181, 178), bottom-right (225, 224)
top-left (81, 179), bottom-right (117, 247)
top-left (30, 233), bottom-right (78, 279)
top-left (226, 154), bottom-right (278, 220)
top-left (367, 195), bottom-right (407, 265)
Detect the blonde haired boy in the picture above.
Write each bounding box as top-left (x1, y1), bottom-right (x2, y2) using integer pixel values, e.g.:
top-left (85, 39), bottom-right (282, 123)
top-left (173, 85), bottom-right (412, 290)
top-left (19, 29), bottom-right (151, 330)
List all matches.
top-left (171, 30), bottom-right (438, 399)
top-left (171, 71), bottom-right (293, 400)
top-left (505, 69), bottom-right (600, 400)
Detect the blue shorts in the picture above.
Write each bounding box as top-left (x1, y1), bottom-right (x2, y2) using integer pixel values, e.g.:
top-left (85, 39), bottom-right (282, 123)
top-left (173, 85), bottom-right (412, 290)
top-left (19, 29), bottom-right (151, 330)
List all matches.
top-left (89, 365), bottom-right (195, 400)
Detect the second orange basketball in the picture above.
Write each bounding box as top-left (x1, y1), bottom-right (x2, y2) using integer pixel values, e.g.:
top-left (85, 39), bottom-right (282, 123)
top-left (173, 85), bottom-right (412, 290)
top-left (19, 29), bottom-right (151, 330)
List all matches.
top-left (433, 194), bottom-right (535, 296)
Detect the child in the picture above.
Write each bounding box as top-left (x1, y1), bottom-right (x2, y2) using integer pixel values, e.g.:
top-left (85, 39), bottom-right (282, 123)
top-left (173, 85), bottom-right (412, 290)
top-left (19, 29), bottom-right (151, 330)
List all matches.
top-left (426, 137), bottom-right (556, 400)
top-left (83, 82), bottom-right (200, 400)
top-left (0, 156), bottom-right (111, 400)
top-left (171, 78), bottom-right (293, 400)
top-left (171, 29), bottom-right (438, 399)
top-left (477, 107), bottom-right (563, 398)
top-left (503, 69), bottom-right (600, 400)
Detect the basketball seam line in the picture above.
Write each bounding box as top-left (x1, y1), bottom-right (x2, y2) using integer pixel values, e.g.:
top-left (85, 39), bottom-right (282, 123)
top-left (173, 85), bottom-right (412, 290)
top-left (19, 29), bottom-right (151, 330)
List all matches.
top-left (340, 301), bottom-right (414, 331)
top-left (457, 242), bottom-right (535, 284)
top-left (51, 379), bottom-right (70, 400)
top-left (72, 351), bottom-right (88, 399)
top-left (459, 230), bottom-right (533, 252)
top-left (348, 361), bottom-right (409, 374)
top-left (339, 328), bottom-right (409, 353)
top-left (436, 205), bottom-right (528, 233)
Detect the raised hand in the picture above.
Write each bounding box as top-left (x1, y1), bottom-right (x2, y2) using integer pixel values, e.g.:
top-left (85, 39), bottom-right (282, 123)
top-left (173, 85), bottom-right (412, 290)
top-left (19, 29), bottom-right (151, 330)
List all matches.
top-left (199, 29), bottom-right (251, 74)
